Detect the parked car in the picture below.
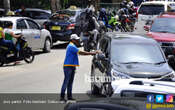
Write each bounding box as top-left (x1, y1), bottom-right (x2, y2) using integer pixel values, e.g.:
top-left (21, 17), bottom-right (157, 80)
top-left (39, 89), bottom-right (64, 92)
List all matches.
top-left (0, 8), bottom-right (4, 16)
top-left (145, 12), bottom-right (175, 56)
top-left (91, 33), bottom-right (175, 96)
top-left (43, 8), bottom-right (82, 43)
top-left (135, 1), bottom-right (175, 32)
top-left (19, 8), bottom-right (51, 26)
top-left (0, 17), bottom-right (52, 52)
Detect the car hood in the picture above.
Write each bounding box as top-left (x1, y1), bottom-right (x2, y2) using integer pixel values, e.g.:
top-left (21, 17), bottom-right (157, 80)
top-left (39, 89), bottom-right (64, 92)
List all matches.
top-left (147, 32), bottom-right (175, 42)
top-left (112, 63), bottom-right (172, 78)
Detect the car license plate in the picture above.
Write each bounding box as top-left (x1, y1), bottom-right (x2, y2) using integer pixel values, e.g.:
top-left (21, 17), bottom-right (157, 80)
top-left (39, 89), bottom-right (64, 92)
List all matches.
top-left (51, 26), bottom-right (61, 30)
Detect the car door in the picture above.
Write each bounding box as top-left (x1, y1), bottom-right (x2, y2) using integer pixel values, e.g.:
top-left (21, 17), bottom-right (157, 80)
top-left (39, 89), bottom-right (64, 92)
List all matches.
top-left (25, 19), bottom-right (42, 50)
top-left (16, 19), bottom-right (33, 48)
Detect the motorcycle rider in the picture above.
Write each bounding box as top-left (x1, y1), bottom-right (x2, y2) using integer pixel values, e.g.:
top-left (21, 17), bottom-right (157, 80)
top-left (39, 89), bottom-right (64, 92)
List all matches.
top-left (0, 21), bottom-right (16, 53)
top-left (4, 22), bottom-right (21, 57)
top-left (98, 8), bottom-right (108, 26)
top-left (86, 8), bottom-right (99, 42)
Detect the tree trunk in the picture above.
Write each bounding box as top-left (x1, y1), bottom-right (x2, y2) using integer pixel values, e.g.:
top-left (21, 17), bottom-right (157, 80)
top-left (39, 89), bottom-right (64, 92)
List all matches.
top-left (50, 0), bottom-right (61, 13)
top-left (3, 0), bottom-right (10, 14)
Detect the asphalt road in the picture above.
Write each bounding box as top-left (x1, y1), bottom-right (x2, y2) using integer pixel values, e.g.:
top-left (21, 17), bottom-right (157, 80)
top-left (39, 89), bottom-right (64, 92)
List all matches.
top-left (0, 42), bottom-right (93, 93)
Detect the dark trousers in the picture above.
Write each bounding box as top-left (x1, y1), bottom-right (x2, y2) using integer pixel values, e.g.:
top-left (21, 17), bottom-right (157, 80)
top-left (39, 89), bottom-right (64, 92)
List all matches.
top-left (0, 39), bottom-right (16, 52)
top-left (61, 66), bottom-right (76, 99)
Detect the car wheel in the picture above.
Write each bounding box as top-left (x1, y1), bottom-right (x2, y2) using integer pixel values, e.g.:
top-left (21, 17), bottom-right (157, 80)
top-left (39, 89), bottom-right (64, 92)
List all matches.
top-left (24, 47), bottom-right (35, 63)
top-left (43, 38), bottom-right (51, 53)
top-left (91, 65), bottom-right (100, 95)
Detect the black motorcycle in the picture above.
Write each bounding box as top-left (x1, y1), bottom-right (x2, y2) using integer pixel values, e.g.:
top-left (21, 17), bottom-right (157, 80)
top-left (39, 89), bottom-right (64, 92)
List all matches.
top-left (0, 36), bottom-right (34, 66)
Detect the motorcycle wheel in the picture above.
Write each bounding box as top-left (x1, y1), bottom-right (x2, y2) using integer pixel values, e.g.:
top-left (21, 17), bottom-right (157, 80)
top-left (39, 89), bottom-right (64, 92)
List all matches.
top-left (0, 56), bottom-right (4, 67)
top-left (24, 47), bottom-right (35, 63)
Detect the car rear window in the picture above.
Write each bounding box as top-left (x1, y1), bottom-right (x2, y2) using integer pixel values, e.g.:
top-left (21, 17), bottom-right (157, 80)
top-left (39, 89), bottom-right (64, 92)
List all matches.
top-left (56, 10), bottom-right (76, 17)
top-left (138, 4), bottom-right (164, 15)
top-left (24, 11), bottom-right (51, 19)
top-left (51, 14), bottom-right (70, 21)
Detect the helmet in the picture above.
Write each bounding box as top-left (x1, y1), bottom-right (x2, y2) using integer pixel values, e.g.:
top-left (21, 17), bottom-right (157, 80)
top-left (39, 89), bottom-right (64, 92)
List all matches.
top-left (123, 0), bottom-right (128, 5)
top-left (128, 1), bottom-right (134, 8)
top-left (114, 15), bottom-right (119, 20)
top-left (86, 8), bottom-right (93, 16)
top-left (119, 9), bottom-right (125, 15)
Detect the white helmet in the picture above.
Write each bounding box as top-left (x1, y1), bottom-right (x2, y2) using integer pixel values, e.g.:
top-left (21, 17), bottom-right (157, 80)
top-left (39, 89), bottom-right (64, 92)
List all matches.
top-left (114, 15), bottom-right (119, 20)
top-left (128, 1), bottom-right (134, 8)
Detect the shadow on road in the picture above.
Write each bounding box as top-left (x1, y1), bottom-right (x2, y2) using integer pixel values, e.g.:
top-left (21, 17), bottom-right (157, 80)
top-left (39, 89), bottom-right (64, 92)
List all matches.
top-left (52, 42), bottom-right (69, 50)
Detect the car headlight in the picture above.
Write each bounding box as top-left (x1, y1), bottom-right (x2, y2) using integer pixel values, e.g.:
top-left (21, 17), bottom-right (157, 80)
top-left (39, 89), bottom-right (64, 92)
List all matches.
top-left (161, 71), bottom-right (175, 81)
top-left (111, 69), bottom-right (131, 80)
top-left (169, 71), bottom-right (175, 81)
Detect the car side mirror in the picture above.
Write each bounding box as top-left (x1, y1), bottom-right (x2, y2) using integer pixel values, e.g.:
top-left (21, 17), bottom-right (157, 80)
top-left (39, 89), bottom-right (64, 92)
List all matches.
top-left (167, 55), bottom-right (175, 70)
top-left (144, 25), bottom-right (150, 32)
top-left (98, 53), bottom-right (108, 61)
top-left (168, 55), bottom-right (175, 63)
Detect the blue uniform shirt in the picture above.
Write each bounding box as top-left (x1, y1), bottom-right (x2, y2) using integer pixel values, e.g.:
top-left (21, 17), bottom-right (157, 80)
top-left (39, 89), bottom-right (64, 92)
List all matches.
top-left (64, 42), bottom-right (80, 67)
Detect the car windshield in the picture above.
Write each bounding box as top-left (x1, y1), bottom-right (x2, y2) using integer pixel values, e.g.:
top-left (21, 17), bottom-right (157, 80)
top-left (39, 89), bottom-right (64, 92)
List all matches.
top-left (111, 42), bottom-right (165, 64)
top-left (150, 18), bottom-right (175, 33)
top-left (138, 4), bottom-right (164, 15)
top-left (56, 10), bottom-right (76, 17)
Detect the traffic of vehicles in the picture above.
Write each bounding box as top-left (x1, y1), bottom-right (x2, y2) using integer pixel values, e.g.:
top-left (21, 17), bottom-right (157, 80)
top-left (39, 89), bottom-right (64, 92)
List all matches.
top-left (1, 0), bottom-right (175, 106)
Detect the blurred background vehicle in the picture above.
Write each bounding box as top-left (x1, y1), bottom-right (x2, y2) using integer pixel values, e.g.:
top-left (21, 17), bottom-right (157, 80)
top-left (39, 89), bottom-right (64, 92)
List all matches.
top-left (145, 12), bottom-right (175, 57)
top-left (135, 1), bottom-right (175, 33)
top-left (0, 17), bottom-right (52, 53)
top-left (43, 7), bottom-right (82, 43)
top-left (17, 8), bottom-right (51, 26)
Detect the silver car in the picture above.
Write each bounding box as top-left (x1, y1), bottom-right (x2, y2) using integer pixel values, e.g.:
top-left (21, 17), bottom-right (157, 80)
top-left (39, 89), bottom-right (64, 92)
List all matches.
top-left (23, 8), bottom-right (51, 26)
top-left (0, 17), bottom-right (52, 52)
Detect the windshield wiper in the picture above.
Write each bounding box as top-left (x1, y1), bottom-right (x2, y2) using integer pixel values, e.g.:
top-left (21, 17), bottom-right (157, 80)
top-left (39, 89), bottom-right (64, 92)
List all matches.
top-left (154, 61), bottom-right (166, 65)
top-left (121, 62), bottom-right (153, 64)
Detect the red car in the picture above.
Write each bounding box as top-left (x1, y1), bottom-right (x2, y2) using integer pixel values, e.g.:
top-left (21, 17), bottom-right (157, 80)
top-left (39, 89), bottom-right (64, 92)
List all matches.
top-left (145, 12), bottom-right (175, 56)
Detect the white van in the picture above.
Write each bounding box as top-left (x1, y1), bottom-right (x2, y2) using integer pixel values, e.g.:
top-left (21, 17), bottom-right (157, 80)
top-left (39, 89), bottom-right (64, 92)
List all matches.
top-left (135, 1), bottom-right (175, 33)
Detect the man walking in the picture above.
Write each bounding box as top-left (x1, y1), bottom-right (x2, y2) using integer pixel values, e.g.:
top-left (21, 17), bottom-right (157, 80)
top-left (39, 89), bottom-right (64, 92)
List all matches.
top-left (60, 34), bottom-right (99, 102)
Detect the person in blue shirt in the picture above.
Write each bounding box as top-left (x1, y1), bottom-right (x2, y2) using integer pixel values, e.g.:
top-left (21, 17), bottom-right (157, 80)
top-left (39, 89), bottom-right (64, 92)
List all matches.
top-left (60, 34), bottom-right (100, 102)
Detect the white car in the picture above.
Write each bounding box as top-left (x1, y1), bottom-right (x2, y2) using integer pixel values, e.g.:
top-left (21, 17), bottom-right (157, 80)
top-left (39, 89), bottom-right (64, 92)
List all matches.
top-left (135, 1), bottom-right (175, 33)
top-left (0, 17), bottom-right (52, 52)
top-left (112, 79), bottom-right (175, 98)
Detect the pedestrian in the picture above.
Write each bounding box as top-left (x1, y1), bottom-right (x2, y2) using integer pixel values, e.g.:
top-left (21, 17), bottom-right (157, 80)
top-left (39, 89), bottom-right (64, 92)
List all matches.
top-left (60, 34), bottom-right (100, 102)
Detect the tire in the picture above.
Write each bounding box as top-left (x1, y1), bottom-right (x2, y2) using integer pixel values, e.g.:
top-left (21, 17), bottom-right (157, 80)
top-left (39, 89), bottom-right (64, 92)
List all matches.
top-left (43, 38), bottom-right (51, 53)
top-left (0, 56), bottom-right (4, 67)
top-left (91, 65), bottom-right (100, 95)
top-left (24, 47), bottom-right (35, 63)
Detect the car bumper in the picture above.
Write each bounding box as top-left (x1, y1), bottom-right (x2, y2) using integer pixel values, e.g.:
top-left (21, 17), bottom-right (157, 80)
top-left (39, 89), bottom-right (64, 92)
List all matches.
top-left (111, 79), bottom-right (175, 97)
top-left (51, 31), bottom-right (72, 42)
